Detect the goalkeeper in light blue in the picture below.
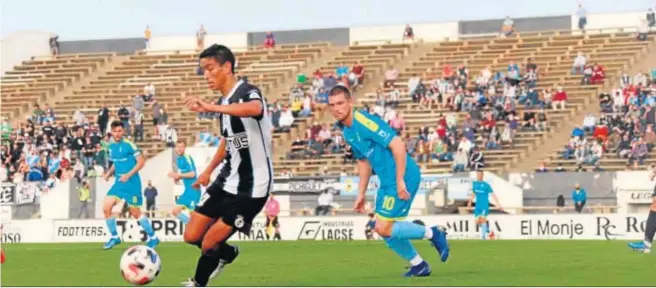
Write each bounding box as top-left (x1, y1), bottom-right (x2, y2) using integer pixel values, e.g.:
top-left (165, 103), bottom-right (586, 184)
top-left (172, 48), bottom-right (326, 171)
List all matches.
top-left (103, 121), bottom-right (159, 250)
top-left (328, 86), bottom-right (449, 277)
top-left (467, 170), bottom-right (504, 240)
top-left (168, 140), bottom-right (201, 225)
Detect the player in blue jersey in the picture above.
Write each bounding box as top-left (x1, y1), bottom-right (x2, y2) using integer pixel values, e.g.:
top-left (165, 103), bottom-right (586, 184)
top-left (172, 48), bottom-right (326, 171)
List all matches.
top-left (466, 170), bottom-right (503, 240)
top-left (167, 140), bottom-right (201, 225)
top-left (628, 165), bottom-right (656, 253)
top-left (328, 86), bottom-right (449, 277)
top-left (102, 121), bottom-right (159, 250)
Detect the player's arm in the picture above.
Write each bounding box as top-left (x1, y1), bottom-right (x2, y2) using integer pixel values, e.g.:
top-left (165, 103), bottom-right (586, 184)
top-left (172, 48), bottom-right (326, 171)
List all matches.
top-left (104, 163), bottom-right (115, 178)
top-left (355, 111), bottom-right (407, 186)
top-left (491, 192), bottom-right (504, 211)
top-left (125, 154), bottom-right (145, 179)
top-left (177, 157), bottom-right (197, 179)
top-left (201, 138), bottom-right (227, 176)
top-left (466, 193), bottom-right (475, 208)
top-left (192, 90), bottom-right (264, 118)
top-left (356, 159), bottom-right (372, 198)
top-left (388, 137), bottom-right (408, 185)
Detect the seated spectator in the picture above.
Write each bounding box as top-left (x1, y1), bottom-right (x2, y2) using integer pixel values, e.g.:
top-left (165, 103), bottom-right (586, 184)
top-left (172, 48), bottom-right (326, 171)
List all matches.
top-left (584, 140), bottom-right (603, 168)
top-left (552, 87), bottom-right (567, 110)
top-left (143, 83), bottom-right (155, 101)
top-left (582, 114), bottom-right (596, 132)
top-left (572, 52), bottom-right (586, 75)
top-left (287, 137), bottom-right (307, 159)
top-left (581, 65), bottom-right (593, 85)
top-left (196, 129), bottom-right (212, 147)
top-left (593, 123), bottom-right (609, 142)
top-left (351, 61), bottom-right (365, 87)
top-left (469, 148), bottom-right (484, 170)
top-left (403, 24), bottom-right (414, 41)
top-left (291, 97), bottom-right (303, 117)
top-left (500, 122), bottom-right (514, 146)
top-left (452, 149), bottom-right (468, 172)
top-left (384, 66), bottom-right (398, 87)
top-left (431, 138), bottom-right (451, 162)
top-left (415, 139), bottom-right (429, 163)
top-left (500, 16), bottom-right (514, 37)
top-left (263, 32), bottom-right (275, 49)
top-left (296, 72), bottom-right (307, 84)
top-left (629, 138), bottom-right (648, 167)
top-left (522, 111), bottom-right (536, 131)
top-left (336, 63), bottom-right (349, 79)
top-left (616, 135), bottom-right (632, 158)
top-left (300, 94), bottom-right (313, 117)
top-left (591, 63), bottom-right (605, 84)
top-left (278, 105), bottom-right (294, 132)
top-left (536, 162), bottom-right (549, 173)
top-left (634, 71), bottom-right (649, 87)
top-left (389, 113), bottom-right (405, 135)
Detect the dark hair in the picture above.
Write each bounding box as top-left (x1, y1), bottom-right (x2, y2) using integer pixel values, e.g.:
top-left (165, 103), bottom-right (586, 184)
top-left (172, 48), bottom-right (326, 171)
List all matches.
top-left (199, 44), bottom-right (236, 74)
top-left (328, 85), bottom-right (351, 99)
top-left (110, 121), bottom-right (123, 129)
top-left (176, 139), bottom-right (186, 145)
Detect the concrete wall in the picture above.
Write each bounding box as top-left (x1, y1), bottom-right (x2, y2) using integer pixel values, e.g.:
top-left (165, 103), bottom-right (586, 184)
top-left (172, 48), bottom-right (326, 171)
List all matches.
top-left (149, 33), bottom-right (248, 52)
top-left (1, 31), bottom-right (52, 76)
top-left (459, 15), bottom-right (571, 35)
top-left (248, 28), bottom-right (350, 46)
top-left (59, 38), bottom-right (146, 54)
top-left (350, 22), bottom-right (459, 44)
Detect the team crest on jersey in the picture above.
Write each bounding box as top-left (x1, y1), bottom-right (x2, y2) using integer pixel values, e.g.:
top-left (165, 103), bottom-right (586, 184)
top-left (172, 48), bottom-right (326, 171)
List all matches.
top-left (354, 112), bottom-right (378, 132)
top-left (234, 215), bottom-right (245, 228)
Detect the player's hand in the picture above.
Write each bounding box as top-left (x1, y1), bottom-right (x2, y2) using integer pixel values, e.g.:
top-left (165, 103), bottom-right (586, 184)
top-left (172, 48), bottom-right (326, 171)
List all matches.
top-left (167, 171), bottom-right (179, 180)
top-left (184, 94), bottom-right (210, 113)
top-left (397, 180), bottom-right (410, 200)
top-left (192, 171), bottom-right (211, 189)
top-left (119, 174), bottom-right (130, 183)
top-left (103, 173), bottom-right (112, 182)
top-left (353, 194), bottom-right (366, 213)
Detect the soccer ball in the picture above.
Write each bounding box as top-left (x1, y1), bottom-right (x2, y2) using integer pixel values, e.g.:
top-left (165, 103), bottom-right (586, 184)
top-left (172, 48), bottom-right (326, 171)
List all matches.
top-left (120, 245), bottom-right (161, 285)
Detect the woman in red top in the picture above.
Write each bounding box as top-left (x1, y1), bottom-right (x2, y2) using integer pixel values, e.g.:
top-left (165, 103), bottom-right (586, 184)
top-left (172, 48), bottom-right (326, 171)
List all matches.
top-left (591, 62), bottom-right (605, 84)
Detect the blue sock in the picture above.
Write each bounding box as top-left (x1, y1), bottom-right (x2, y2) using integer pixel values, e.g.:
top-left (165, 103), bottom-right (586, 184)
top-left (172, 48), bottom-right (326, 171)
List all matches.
top-left (383, 236), bottom-right (419, 262)
top-left (481, 223), bottom-right (489, 240)
top-left (391, 221), bottom-right (426, 240)
top-left (105, 217), bottom-right (118, 237)
top-left (138, 216), bottom-right (156, 238)
top-left (176, 211), bottom-right (190, 224)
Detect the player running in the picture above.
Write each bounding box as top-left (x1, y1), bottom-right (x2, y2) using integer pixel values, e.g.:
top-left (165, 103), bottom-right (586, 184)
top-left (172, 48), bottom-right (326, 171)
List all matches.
top-left (167, 140), bottom-right (201, 225)
top-left (628, 164), bottom-right (656, 253)
top-left (466, 170), bottom-right (503, 240)
top-left (102, 121), bottom-right (159, 250)
top-left (180, 44), bottom-right (273, 287)
top-left (327, 86), bottom-right (449, 277)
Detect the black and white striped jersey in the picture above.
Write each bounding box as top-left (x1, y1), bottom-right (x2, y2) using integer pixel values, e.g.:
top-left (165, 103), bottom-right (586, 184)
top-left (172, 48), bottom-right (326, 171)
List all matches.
top-left (213, 80), bottom-right (273, 198)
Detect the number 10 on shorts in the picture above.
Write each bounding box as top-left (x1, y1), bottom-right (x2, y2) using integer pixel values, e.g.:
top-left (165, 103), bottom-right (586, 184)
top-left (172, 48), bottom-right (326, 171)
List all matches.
top-left (382, 196), bottom-right (395, 211)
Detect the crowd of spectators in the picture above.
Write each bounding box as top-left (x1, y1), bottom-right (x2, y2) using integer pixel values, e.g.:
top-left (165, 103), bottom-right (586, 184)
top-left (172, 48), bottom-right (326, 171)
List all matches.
top-left (558, 68), bottom-right (656, 170)
top-left (1, 83), bottom-right (177, 184)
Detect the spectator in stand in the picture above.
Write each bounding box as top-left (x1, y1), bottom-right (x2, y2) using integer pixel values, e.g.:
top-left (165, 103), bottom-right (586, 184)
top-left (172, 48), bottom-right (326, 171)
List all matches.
top-left (263, 32), bottom-right (275, 49)
top-left (143, 83), bottom-right (155, 101)
top-left (591, 63), bottom-right (606, 84)
top-left (300, 94), bottom-right (313, 117)
top-left (577, 4), bottom-right (587, 32)
top-left (82, 138), bottom-right (96, 167)
top-left (582, 113), bottom-right (596, 132)
top-left (278, 105), bottom-right (294, 132)
top-left (469, 148), bottom-right (485, 170)
top-left (635, 71), bottom-right (649, 87)
top-left (552, 86), bottom-right (568, 110)
top-left (572, 52), bottom-right (586, 75)
top-left (269, 105), bottom-right (281, 131)
top-left (163, 125), bottom-right (177, 147)
top-left (196, 128), bottom-right (212, 147)
top-left (144, 26), bottom-right (151, 49)
top-left (49, 34), bottom-right (60, 56)
top-left (593, 122), bottom-right (609, 142)
top-left (616, 134), bottom-right (632, 158)
top-left (97, 105), bottom-right (109, 135)
top-left (584, 140), bottom-right (603, 168)
top-left (196, 24), bottom-right (207, 51)
top-left (501, 16), bottom-right (514, 37)
top-left (536, 161), bottom-right (549, 172)
top-left (384, 66), bottom-right (399, 87)
top-left (403, 24), bottom-right (414, 41)
top-left (133, 91), bottom-right (145, 113)
top-left (572, 184), bottom-right (587, 213)
top-left (629, 138), bottom-right (649, 167)
top-left (336, 63), bottom-right (349, 80)
top-left (72, 110), bottom-right (86, 126)
top-left (291, 97), bottom-right (303, 117)
top-left (351, 62), bottom-right (365, 87)
top-left (157, 105), bottom-right (169, 140)
top-left (323, 73), bottom-right (337, 91)
top-left (452, 149), bottom-right (468, 172)
top-left (118, 105), bottom-right (131, 137)
top-left (133, 110), bottom-right (145, 142)
top-left (648, 8), bottom-right (655, 27)
top-left (637, 19), bottom-right (650, 41)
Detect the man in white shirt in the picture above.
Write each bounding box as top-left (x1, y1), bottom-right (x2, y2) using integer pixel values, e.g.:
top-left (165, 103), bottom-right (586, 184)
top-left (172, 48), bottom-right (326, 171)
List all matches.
top-left (582, 114), bottom-right (596, 132)
top-left (315, 190), bottom-right (334, 215)
top-left (572, 52), bottom-right (586, 75)
top-left (143, 83), bottom-right (155, 101)
top-left (278, 106), bottom-right (295, 132)
top-left (407, 74), bottom-right (421, 96)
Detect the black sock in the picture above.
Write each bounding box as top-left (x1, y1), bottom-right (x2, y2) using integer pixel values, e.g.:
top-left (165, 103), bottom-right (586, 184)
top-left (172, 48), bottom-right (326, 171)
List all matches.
top-left (193, 250), bottom-right (220, 287)
top-left (645, 210), bottom-right (656, 243)
top-left (217, 243), bottom-right (237, 263)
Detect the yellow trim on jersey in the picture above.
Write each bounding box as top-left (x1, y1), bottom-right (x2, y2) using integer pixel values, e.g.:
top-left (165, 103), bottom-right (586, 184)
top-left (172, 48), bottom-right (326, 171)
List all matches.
top-left (354, 111), bottom-right (379, 132)
top-left (123, 138), bottom-right (140, 152)
top-left (375, 213), bottom-right (406, 222)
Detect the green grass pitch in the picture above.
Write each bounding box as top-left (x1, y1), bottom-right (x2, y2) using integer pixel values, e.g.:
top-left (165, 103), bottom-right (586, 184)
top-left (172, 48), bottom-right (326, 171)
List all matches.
top-left (1, 240), bottom-right (654, 286)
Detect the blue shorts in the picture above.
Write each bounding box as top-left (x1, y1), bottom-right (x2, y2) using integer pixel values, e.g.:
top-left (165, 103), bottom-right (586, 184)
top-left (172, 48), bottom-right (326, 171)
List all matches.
top-left (107, 176), bottom-right (142, 207)
top-left (474, 207), bottom-right (489, 218)
top-left (176, 188), bottom-right (201, 210)
top-left (374, 175), bottom-right (420, 221)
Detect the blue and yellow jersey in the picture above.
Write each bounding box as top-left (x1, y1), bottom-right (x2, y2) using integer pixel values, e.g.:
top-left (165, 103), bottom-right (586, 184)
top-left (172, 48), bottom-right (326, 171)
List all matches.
top-left (176, 154), bottom-right (200, 192)
top-left (108, 138), bottom-right (141, 177)
top-left (339, 110), bottom-right (420, 189)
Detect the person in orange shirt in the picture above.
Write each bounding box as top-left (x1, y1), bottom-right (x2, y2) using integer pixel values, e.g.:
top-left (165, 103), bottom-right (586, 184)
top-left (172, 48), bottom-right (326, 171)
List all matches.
top-left (144, 26), bottom-right (152, 49)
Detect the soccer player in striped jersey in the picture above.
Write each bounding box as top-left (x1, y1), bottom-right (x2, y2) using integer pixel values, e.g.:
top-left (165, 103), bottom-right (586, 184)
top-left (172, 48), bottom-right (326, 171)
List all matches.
top-left (466, 170), bottom-right (503, 240)
top-left (102, 121), bottom-right (159, 250)
top-left (167, 140), bottom-right (201, 225)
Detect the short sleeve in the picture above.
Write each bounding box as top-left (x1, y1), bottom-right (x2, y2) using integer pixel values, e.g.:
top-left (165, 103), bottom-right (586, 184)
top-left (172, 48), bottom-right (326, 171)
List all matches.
top-left (352, 146), bottom-right (366, 160)
top-left (485, 183), bottom-right (494, 194)
top-left (354, 111), bottom-right (395, 147)
top-left (124, 140), bottom-right (141, 157)
top-left (185, 155), bottom-right (197, 173)
top-left (239, 89), bottom-right (264, 119)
